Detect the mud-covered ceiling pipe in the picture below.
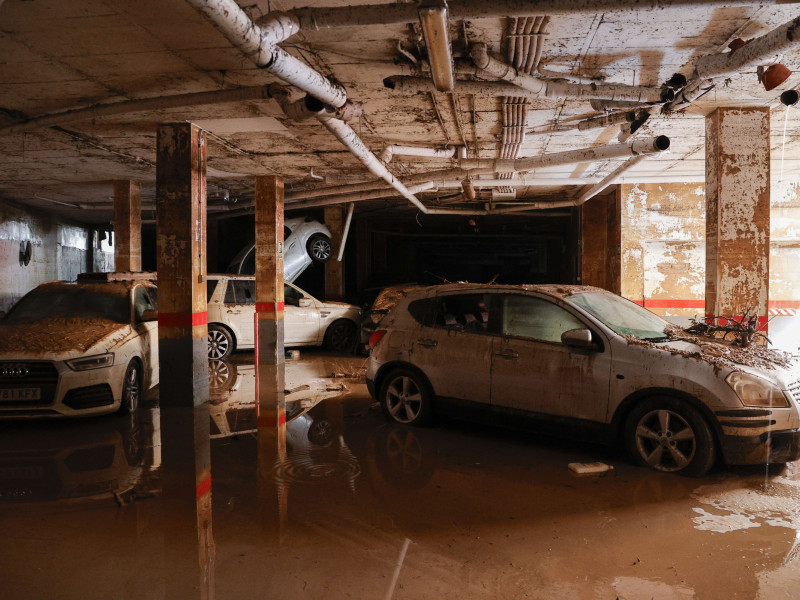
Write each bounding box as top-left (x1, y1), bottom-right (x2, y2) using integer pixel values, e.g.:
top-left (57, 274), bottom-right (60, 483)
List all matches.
top-left (288, 182), bottom-right (436, 210)
top-left (277, 0), bottom-right (780, 29)
top-left (459, 135), bottom-right (669, 173)
top-left (418, 0), bottom-right (455, 92)
top-left (470, 44), bottom-right (672, 103)
top-left (184, 0), bottom-right (350, 112)
top-left (694, 14), bottom-right (800, 79)
top-left (0, 85), bottom-right (279, 137)
top-left (380, 145), bottom-right (460, 163)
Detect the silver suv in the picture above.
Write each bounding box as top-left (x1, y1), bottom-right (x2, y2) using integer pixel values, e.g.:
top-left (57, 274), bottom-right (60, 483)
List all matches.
top-left (366, 283), bottom-right (800, 476)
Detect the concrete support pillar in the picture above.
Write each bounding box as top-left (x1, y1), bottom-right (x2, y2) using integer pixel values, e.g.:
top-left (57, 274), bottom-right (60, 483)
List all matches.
top-left (155, 122), bottom-right (209, 407)
top-left (324, 205), bottom-right (345, 301)
top-left (254, 176), bottom-right (288, 533)
top-left (705, 107), bottom-right (770, 333)
top-left (155, 123), bottom-right (213, 598)
top-left (254, 175), bottom-right (285, 415)
top-left (580, 189), bottom-right (621, 293)
top-left (113, 180), bottom-right (142, 272)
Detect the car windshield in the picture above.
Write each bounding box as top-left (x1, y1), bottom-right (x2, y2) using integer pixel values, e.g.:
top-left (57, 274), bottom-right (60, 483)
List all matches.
top-left (567, 291), bottom-right (670, 341)
top-left (4, 284), bottom-right (130, 324)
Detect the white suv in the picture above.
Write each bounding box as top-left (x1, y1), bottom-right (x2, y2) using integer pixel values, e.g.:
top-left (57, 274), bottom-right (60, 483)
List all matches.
top-left (0, 272), bottom-right (159, 417)
top-left (206, 275), bottom-right (360, 359)
top-left (366, 283), bottom-right (800, 476)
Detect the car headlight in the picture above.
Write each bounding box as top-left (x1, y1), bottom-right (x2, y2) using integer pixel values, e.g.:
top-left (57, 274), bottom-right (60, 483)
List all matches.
top-left (726, 371), bottom-right (790, 408)
top-left (66, 353), bottom-right (115, 371)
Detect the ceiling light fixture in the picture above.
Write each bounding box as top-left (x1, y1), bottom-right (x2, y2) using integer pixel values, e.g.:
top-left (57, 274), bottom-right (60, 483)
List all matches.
top-left (418, 0), bottom-right (455, 92)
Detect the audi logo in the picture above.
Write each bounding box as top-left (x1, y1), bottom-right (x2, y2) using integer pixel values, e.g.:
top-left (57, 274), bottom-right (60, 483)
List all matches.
top-left (0, 366), bottom-right (29, 378)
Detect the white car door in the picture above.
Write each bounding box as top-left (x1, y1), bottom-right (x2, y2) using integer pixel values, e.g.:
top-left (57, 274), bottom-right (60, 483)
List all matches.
top-left (490, 294), bottom-right (612, 422)
top-left (223, 279), bottom-right (256, 347)
top-left (284, 283), bottom-right (320, 345)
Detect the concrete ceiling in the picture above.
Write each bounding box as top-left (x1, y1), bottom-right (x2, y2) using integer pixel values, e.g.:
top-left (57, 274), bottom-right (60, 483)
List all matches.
top-left (2, 0), bottom-right (800, 224)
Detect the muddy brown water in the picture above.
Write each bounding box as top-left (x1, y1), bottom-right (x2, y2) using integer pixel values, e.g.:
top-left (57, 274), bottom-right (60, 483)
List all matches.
top-left (0, 351), bottom-right (798, 599)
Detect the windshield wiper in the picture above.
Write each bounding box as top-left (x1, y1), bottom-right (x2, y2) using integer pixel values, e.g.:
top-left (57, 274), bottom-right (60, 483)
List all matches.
top-left (643, 335), bottom-right (671, 342)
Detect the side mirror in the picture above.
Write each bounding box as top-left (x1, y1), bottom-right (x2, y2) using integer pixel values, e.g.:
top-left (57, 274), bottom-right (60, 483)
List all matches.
top-left (561, 328), bottom-right (595, 350)
top-left (298, 298), bottom-right (313, 308)
top-left (140, 309), bottom-right (158, 322)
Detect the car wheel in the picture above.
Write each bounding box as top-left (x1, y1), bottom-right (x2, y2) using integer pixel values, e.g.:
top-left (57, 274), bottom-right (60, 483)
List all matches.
top-left (625, 397), bottom-right (715, 477)
top-left (307, 234), bottom-right (333, 263)
top-left (379, 368), bottom-right (433, 427)
top-left (324, 319), bottom-right (357, 353)
top-left (208, 325), bottom-right (234, 360)
top-left (121, 360), bottom-right (142, 414)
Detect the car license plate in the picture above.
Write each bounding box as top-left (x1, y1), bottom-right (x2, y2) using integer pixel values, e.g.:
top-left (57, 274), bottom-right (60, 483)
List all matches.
top-left (0, 388), bottom-right (41, 402)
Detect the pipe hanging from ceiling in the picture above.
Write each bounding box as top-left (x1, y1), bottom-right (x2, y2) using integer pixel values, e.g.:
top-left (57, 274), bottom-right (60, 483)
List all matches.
top-left (379, 145), bottom-right (460, 163)
top-left (470, 44), bottom-right (672, 103)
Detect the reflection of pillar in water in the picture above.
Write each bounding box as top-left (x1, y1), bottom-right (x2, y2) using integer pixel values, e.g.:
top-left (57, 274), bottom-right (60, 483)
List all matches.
top-left (254, 175), bottom-right (289, 539)
top-left (161, 405), bottom-right (215, 600)
top-left (155, 122), bottom-right (214, 599)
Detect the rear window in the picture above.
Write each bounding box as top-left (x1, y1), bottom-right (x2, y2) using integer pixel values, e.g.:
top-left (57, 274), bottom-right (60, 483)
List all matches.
top-left (224, 280), bottom-right (255, 304)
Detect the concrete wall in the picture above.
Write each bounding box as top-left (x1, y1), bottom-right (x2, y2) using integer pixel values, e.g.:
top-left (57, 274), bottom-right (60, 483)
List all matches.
top-left (0, 200), bottom-right (114, 312)
top-left (620, 182), bottom-right (800, 352)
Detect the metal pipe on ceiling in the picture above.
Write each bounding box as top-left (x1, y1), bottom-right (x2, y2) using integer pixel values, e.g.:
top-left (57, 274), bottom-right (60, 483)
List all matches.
top-left (278, 0), bottom-right (781, 30)
top-left (379, 145), bottom-right (460, 163)
top-left (694, 14), bottom-right (800, 79)
top-left (458, 136), bottom-right (669, 173)
top-left (184, 0), bottom-right (349, 109)
top-left (0, 85), bottom-right (279, 137)
top-left (470, 44), bottom-right (671, 103)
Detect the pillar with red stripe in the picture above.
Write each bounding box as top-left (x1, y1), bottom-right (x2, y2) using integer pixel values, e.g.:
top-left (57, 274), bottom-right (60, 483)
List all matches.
top-left (705, 108), bottom-right (771, 339)
top-left (155, 122), bottom-right (214, 597)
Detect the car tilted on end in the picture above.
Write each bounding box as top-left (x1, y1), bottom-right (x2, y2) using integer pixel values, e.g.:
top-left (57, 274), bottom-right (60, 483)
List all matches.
top-left (206, 275), bottom-right (361, 359)
top-left (0, 272), bottom-right (159, 417)
top-left (366, 283), bottom-right (800, 476)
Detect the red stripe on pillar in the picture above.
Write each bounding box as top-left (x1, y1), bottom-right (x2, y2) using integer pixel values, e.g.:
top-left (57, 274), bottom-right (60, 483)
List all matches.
top-left (256, 302), bottom-right (284, 313)
top-left (644, 299), bottom-right (705, 309)
top-left (769, 300), bottom-right (800, 309)
top-left (631, 300), bottom-right (644, 306)
top-left (196, 475), bottom-right (212, 499)
top-left (158, 311), bottom-right (208, 327)
top-left (257, 413), bottom-right (286, 428)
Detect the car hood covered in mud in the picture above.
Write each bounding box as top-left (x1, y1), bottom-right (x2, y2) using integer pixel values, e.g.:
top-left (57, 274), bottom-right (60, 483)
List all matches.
top-left (0, 318), bottom-right (132, 360)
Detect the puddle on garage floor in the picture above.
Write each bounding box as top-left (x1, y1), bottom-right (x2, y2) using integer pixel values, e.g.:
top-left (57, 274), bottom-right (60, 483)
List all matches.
top-left (1, 351), bottom-right (800, 599)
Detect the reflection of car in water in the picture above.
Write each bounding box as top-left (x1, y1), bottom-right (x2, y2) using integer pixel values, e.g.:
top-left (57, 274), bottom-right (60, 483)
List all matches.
top-left (0, 410), bottom-right (157, 503)
top-left (206, 276), bottom-right (360, 359)
top-left (0, 272), bottom-right (159, 417)
top-left (226, 217), bottom-right (333, 282)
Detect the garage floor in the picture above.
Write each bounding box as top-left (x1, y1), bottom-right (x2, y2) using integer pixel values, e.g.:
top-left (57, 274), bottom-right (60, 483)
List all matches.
top-left (1, 352), bottom-right (798, 599)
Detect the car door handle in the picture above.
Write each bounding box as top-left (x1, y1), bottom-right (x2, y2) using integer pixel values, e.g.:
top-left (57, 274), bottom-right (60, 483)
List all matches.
top-left (494, 349), bottom-right (518, 360)
top-left (417, 338), bottom-right (438, 348)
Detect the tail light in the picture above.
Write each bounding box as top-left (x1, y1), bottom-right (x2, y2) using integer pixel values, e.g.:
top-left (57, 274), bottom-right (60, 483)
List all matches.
top-left (369, 330), bottom-right (387, 349)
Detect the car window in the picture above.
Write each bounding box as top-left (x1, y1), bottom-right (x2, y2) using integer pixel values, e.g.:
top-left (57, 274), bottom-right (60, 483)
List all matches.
top-left (501, 295), bottom-right (585, 343)
top-left (134, 287), bottom-right (157, 320)
top-left (284, 284), bottom-right (304, 307)
top-left (207, 280), bottom-right (218, 302)
top-left (224, 280), bottom-right (256, 305)
top-left (3, 284), bottom-right (131, 323)
top-left (407, 298), bottom-right (437, 326)
top-left (431, 293), bottom-right (496, 333)
top-left (284, 226), bottom-right (292, 239)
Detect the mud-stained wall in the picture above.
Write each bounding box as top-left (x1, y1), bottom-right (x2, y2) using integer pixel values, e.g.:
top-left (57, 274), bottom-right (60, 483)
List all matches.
top-left (0, 200), bottom-right (113, 312)
top-left (621, 181), bottom-right (800, 345)
top-left (620, 183), bottom-right (706, 317)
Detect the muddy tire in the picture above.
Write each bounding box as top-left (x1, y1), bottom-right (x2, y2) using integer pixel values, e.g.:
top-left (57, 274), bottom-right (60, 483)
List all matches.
top-left (625, 396), bottom-right (715, 477)
top-left (120, 360), bottom-right (142, 414)
top-left (324, 319), bottom-right (357, 353)
top-left (378, 368), bottom-right (433, 427)
top-left (307, 234), bottom-right (332, 263)
top-left (207, 325), bottom-right (234, 360)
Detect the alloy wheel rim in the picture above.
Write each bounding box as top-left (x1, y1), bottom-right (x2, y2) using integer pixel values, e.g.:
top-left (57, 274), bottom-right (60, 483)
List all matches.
top-left (312, 240), bottom-right (331, 260)
top-left (635, 409), bottom-right (696, 472)
top-left (126, 365), bottom-right (139, 411)
top-left (386, 376), bottom-right (422, 423)
top-left (208, 330), bottom-right (229, 359)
